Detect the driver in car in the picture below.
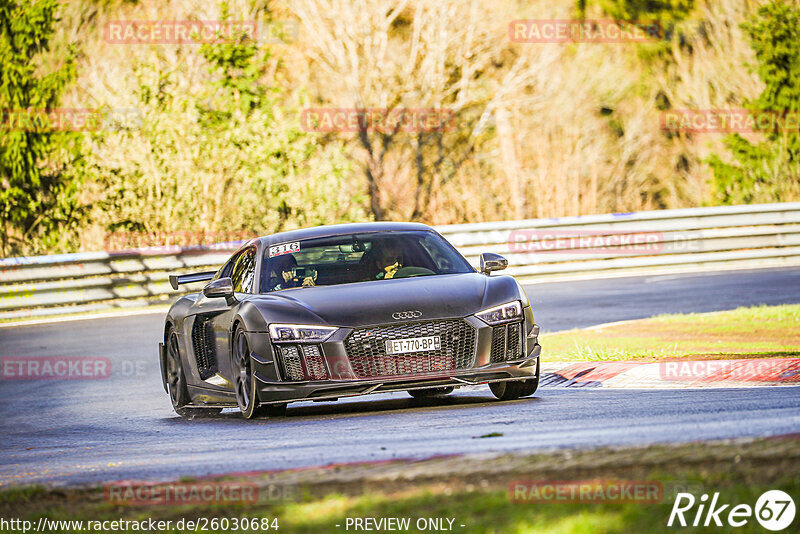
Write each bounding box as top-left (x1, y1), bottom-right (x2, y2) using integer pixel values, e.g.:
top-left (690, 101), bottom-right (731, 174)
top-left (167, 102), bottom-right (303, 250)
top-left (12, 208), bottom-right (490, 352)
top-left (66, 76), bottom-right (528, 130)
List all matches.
top-left (373, 241), bottom-right (403, 279)
top-left (269, 254), bottom-right (316, 290)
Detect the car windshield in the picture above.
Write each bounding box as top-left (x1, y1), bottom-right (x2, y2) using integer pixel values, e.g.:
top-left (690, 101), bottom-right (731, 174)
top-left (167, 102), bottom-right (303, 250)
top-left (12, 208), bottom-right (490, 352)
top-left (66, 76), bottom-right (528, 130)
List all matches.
top-left (260, 230), bottom-right (473, 293)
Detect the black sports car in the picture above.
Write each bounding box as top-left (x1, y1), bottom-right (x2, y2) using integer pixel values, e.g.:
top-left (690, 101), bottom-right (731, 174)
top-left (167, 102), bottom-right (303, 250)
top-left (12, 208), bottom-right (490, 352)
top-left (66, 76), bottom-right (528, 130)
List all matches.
top-left (159, 222), bottom-right (541, 418)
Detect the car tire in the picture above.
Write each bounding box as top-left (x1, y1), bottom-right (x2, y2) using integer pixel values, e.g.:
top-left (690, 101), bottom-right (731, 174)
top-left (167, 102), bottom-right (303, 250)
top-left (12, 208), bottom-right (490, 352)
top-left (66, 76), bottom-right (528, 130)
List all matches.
top-left (489, 376), bottom-right (539, 401)
top-left (233, 325), bottom-right (271, 419)
top-left (166, 328), bottom-right (222, 418)
top-left (408, 387), bottom-right (455, 398)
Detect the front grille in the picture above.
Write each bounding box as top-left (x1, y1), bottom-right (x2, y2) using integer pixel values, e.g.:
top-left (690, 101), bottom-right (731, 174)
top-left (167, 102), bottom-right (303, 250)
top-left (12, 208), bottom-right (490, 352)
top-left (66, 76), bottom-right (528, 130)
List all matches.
top-left (277, 344), bottom-right (329, 381)
top-left (490, 321), bottom-right (524, 363)
top-left (345, 320), bottom-right (476, 378)
top-left (191, 316), bottom-right (218, 379)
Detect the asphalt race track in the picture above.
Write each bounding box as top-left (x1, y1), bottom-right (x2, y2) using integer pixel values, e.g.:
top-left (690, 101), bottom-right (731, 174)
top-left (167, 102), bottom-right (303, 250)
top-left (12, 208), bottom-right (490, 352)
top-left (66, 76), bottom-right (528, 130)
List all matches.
top-left (1, 267), bottom-right (799, 487)
top-left (530, 266), bottom-right (800, 331)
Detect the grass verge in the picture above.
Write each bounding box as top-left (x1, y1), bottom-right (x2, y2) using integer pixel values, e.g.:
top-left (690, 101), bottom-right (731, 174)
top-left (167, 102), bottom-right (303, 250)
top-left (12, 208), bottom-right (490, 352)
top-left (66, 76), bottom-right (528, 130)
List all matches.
top-left (540, 304), bottom-right (800, 362)
top-left (1, 436), bottom-right (798, 533)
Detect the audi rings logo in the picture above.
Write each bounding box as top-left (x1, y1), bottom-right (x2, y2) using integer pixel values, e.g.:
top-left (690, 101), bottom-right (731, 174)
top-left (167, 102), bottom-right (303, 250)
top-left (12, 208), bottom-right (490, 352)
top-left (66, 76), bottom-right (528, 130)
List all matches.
top-left (392, 310), bottom-right (422, 320)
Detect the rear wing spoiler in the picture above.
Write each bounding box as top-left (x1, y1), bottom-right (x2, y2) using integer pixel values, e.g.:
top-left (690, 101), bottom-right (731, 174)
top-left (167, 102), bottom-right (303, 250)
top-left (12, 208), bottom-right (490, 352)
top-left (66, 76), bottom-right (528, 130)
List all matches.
top-left (168, 271), bottom-right (216, 290)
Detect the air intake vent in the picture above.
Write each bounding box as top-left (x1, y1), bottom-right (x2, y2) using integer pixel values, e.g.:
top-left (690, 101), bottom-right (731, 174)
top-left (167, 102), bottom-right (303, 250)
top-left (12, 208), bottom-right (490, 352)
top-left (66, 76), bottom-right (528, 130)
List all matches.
top-left (191, 316), bottom-right (218, 379)
top-left (301, 345), bottom-right (329, 381)
top-left (277, 344), bottom-right (329, 381)
top-left (490, 321), bottom-right (524, 363)
top-left (279, 346), bottom-right (304, 381)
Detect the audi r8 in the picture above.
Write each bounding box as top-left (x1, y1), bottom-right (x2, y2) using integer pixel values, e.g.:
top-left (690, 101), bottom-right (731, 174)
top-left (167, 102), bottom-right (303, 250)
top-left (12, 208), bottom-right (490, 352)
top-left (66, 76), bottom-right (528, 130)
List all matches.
top-left (159, 222), bottom-right (541, 418)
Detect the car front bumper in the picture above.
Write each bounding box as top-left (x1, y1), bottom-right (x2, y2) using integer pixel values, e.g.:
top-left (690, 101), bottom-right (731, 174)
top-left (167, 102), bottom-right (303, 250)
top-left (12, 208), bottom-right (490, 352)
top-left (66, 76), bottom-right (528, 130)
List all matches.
top-left (249, 312), bottom-right (541, 404)
top-left (248, 306), bottom-right (541, 404)
top-left (253, 347), bottom-right (540, 404)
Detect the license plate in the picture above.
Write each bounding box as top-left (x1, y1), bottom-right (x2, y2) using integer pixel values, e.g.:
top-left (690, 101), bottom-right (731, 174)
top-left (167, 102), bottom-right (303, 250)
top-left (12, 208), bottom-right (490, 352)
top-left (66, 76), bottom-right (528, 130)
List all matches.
top-left (385, 336), bottom-right (441, 355)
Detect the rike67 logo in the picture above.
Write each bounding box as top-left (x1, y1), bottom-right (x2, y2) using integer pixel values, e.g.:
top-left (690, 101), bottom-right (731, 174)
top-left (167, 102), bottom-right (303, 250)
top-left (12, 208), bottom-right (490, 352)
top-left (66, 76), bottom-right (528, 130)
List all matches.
top-left (668, 490), bottom-right (796, 531)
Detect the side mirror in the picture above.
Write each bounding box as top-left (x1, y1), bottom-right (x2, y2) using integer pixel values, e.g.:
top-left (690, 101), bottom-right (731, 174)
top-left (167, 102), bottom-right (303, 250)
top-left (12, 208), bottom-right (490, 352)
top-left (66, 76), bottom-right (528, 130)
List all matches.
top-left (203, 277), bottom-right (234, 299)
top-left (480, 253), bottom-right (508, 275)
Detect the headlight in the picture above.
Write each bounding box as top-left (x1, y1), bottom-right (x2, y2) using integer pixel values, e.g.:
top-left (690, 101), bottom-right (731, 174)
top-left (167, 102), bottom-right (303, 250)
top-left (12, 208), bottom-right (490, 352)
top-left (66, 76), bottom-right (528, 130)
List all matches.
top-left (474, 301), bottom-right (522, 325)
top-left (268, 324), bottom-right (338, 342)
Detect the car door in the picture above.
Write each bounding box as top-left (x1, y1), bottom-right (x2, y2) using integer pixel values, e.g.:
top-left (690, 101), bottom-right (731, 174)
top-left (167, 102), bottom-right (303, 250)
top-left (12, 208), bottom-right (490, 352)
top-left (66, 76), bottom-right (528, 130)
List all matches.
top-left (210, 245), bottom-right (258, 383)
top-left (181, 246), bottom-right (253, 394)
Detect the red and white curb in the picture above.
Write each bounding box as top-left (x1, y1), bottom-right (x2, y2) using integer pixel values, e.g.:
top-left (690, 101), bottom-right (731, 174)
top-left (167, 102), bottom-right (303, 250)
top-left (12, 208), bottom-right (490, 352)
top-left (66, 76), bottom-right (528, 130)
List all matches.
top-left (540, 358), bottom-right (800, 388)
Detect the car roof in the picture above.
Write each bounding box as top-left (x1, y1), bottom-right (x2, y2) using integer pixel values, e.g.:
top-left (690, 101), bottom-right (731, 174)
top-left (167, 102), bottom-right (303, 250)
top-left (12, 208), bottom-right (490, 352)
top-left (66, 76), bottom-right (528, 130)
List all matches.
top-left (257, 222), bottom-right (436, 247)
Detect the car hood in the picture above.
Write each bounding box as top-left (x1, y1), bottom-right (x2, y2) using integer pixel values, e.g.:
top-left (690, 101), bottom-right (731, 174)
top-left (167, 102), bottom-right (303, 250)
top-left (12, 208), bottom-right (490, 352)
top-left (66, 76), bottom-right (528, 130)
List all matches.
top-left (248, 272), bottom-right (522, 328)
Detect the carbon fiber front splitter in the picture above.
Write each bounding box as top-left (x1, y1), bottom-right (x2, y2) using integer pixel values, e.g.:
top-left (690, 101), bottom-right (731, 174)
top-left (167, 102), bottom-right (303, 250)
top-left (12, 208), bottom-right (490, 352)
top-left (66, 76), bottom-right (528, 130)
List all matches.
top-left (252, 345), bottom-right (540, 405)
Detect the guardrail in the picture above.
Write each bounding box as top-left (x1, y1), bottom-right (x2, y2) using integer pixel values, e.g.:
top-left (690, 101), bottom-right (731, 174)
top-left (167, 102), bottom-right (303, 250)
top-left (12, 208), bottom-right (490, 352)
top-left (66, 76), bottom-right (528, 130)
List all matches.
top-left (2, 202), bottom-right (799, 319)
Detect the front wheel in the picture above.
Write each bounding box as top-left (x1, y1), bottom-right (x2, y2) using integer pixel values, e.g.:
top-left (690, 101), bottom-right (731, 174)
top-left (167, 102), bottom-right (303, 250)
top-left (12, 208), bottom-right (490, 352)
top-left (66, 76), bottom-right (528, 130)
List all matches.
top-left (489, 376), bottom-right (539, 401)
top-left (166, 328), bottom-right (221, 418)
top-left (233, 325), bottom-right (271, 419)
